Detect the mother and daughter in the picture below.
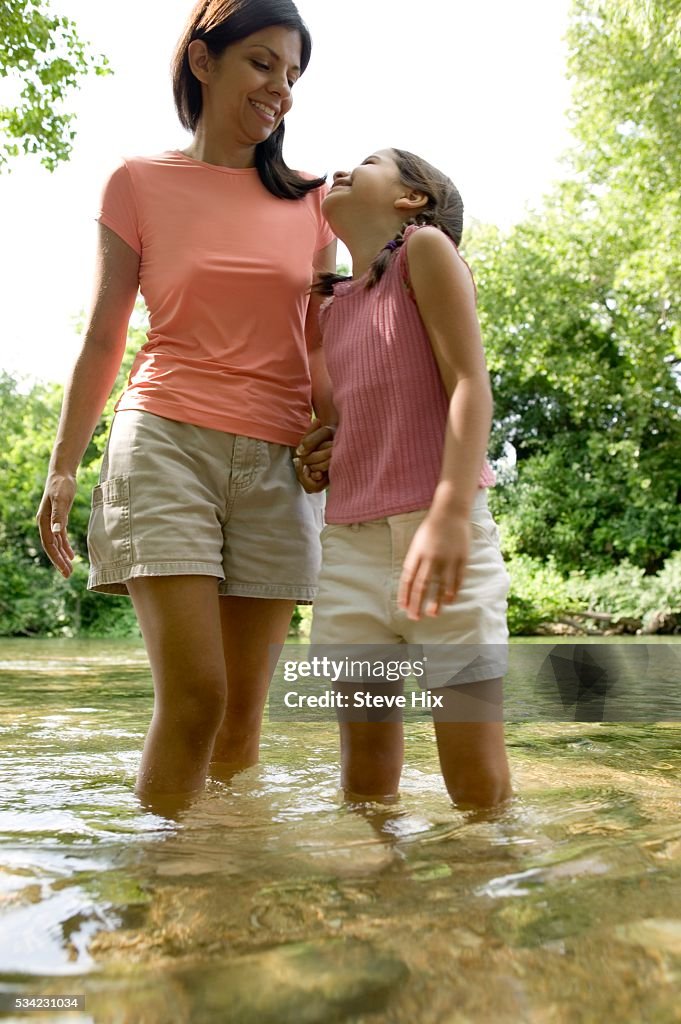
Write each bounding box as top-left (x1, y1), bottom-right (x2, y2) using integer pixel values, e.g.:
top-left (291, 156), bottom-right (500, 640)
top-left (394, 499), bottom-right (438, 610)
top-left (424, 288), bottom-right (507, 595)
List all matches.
top-left (37, 0), bottom-right (511, 813)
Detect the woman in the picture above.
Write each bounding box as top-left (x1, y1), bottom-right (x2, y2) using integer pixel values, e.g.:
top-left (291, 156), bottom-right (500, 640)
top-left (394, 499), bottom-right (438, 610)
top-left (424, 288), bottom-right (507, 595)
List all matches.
top-left (36, 0), bottom-right (336, 813)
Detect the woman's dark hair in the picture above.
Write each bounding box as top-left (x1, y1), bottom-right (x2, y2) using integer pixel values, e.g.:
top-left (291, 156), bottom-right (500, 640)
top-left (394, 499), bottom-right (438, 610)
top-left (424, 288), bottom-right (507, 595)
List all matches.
top-left (172, 0), bottom-right (325, 199)
top-left (316, 148), bottom-right (465, 294)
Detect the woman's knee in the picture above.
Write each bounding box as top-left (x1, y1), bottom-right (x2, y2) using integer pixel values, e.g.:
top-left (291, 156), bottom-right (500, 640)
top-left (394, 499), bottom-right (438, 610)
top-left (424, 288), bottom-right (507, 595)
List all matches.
top-left (156, 675), bottom-right (227, 738)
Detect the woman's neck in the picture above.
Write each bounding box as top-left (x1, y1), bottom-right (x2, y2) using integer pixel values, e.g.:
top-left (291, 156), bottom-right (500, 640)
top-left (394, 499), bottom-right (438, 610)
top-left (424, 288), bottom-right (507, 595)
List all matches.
top-left (183, 126), bottom-right (257, 169)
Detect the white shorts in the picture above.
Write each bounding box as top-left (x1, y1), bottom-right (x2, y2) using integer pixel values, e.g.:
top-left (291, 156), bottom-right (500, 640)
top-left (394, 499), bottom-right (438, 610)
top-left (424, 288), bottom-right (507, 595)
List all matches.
top-left (310, 491), bottom-right (510, 687)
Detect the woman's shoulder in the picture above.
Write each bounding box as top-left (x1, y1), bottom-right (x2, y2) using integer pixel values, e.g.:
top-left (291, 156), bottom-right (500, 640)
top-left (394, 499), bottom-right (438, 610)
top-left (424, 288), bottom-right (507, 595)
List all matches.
top-left (294, 168), bottom-right (327, 182)
top-left (292, 169), bottom-right (331, 205)
top-left (111, 150), bottom-right (186, 173)
top-left (102, 152), bottom-right (200, 196)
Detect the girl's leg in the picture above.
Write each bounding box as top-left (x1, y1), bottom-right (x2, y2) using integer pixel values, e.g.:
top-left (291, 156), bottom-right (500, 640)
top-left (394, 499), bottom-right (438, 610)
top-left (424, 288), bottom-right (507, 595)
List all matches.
top-left (127, 575), bottom-right (228, 807)
top-left (431, 678), bottom-right (512, 809)
top-left (210, 596), bottom-right (295, 773)
top-left (338, 719), bottom-right (404, 801)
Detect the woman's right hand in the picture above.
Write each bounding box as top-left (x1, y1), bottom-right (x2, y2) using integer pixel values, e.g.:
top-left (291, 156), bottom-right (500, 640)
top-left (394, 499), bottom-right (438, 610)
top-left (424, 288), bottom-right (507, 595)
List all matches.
top-left (37, 473), bottom-right (77, 578)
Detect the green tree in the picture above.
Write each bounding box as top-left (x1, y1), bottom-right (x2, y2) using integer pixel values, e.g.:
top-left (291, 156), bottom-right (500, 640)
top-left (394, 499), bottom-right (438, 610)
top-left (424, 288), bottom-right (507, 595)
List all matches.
top-left (567, 0), bottom-right (680, 330)
top-left (0, 0), bottom-right (109, 171)
top-left (466, 0), bottom-right (680, 573)
top-left (0, 308), bottom-right (146, 636)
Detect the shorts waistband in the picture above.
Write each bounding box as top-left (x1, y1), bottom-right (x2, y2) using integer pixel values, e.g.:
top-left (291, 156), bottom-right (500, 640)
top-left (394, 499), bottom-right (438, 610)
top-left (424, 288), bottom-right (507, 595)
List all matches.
top-left (342, 489), bottom-right (489, 530)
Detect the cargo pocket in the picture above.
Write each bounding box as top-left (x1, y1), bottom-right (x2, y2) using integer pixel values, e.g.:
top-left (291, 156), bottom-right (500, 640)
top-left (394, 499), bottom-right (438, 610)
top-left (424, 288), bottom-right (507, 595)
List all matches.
top-left (87, 476), bottom-right (133, 569)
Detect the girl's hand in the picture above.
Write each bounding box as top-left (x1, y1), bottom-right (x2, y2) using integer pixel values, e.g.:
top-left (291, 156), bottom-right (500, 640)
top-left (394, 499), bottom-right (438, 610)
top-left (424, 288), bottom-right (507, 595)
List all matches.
top-left (293, 419), bottom-right (334, 492)
top-left (398, 512), bottom-right (471, 621)
top-left (293, 455), bottom-right (330, 493)
top-left (36, 473), bottom-right (77, 578)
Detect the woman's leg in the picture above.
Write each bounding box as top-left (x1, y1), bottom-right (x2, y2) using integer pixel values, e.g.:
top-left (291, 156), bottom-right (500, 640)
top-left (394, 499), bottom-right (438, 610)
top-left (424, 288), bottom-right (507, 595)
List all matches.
top-left (209, 596), bottom-right (295, 774)
top-left (127, 575), bottom-right (228, 808)
top-left (431, 678), bottom-right (512, 809)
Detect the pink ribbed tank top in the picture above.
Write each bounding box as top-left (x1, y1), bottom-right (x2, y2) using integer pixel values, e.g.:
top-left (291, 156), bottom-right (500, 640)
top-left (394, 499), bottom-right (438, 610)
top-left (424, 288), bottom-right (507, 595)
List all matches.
top-left (321, 225), bottom-right (495, 524)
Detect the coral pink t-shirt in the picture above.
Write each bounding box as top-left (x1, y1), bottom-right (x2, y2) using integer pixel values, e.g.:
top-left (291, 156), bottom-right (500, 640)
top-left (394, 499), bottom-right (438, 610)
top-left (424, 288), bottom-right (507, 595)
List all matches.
top-left (97, 151), bottom-right (334, 446)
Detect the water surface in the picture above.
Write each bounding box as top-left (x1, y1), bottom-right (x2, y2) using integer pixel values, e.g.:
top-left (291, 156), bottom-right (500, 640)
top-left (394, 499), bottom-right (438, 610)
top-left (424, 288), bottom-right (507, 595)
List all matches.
top-left (0, 638), bottom-right (680, 1023)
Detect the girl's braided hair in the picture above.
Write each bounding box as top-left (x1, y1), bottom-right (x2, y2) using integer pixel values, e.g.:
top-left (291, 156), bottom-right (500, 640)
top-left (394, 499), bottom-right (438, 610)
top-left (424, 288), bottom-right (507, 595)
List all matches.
top-left (316, 148), bottom-right (464, 295)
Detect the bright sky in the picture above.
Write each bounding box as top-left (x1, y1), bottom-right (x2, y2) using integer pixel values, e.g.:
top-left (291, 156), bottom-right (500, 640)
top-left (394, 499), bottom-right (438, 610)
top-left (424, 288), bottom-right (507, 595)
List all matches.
top-left (0, 0), bottom-right (573, 384)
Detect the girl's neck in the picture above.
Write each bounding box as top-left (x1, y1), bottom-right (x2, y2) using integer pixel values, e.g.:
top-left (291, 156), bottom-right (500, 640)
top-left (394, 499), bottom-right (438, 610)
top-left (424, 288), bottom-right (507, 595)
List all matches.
top-left (343, 225), bottom-right (402, 279)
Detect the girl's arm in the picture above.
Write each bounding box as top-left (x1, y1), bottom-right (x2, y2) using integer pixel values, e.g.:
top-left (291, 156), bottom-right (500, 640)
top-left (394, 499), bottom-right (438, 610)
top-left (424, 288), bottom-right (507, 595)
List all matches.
top-left (36, 225), bottom-right (140, 577)
top-left (397, 226), bottom-right (493, 620)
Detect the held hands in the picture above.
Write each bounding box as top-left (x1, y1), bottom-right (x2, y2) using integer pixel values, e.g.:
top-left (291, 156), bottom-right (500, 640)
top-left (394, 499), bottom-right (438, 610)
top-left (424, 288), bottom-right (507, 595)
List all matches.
top-left (293, 418), bottom-right (334, 493)
top-left (398, 510), bottom-right (471, 621)
top-left (36, 473), bottom-right (77, 578)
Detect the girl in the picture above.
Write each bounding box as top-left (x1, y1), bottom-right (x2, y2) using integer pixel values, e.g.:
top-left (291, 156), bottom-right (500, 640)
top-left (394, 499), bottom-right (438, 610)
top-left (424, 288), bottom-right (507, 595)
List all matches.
top-left (305, 148), bottom-right (512, 809)
top-left (36, 0), bottom-right (335, 814)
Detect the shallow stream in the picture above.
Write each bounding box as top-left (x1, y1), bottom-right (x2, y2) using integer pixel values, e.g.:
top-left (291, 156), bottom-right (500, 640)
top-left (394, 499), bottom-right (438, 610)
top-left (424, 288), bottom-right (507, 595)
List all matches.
top-left (0, 638), bottom-right (680, 1023)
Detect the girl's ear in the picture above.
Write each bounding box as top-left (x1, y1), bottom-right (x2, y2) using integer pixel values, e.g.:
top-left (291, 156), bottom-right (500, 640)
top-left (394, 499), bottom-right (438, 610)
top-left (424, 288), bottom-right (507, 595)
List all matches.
top-left (394, 190), bottom-right (429, 213)
top-left (187, 39), bottom-right (212, 84)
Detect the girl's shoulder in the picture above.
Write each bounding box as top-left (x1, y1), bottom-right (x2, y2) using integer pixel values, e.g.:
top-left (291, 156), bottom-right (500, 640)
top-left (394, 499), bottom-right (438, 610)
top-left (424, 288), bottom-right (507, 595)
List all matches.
top-left (398, 224), bottom-right (452, 298)
top-left (401, 225), bottom-right (476, 300)
top-left (402, 223), bottom-right (457, 259)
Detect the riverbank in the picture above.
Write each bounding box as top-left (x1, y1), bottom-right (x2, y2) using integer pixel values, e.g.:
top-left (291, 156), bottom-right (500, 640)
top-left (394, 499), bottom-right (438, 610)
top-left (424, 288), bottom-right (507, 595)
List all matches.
top-left (504, 551), bottom-right (680, 637)
top-left (294, 605), bottom-right (680, 642)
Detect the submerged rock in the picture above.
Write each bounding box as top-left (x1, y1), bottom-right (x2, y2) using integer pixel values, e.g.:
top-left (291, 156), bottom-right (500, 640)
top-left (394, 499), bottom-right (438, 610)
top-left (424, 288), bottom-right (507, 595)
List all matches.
top-left (614, 918), bottom-right (681, 955)
top-left (175, 938), bottom-right (409, 1023)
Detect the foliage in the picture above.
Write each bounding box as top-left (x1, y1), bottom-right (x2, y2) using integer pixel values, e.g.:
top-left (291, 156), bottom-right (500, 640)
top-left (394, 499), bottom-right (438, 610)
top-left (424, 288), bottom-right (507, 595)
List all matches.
top-left (2, 0), bottom-right (680, 634)
top-left (505, 555), bottom-right (573, 636)
top-left (0, 310), bottom-right (145, 636)
top-left (0, 0), bottom-right (109, 171)
top-left (470, 0), bottom-right (680, 573)
top-left (506, 550), bottom-right (681, 635)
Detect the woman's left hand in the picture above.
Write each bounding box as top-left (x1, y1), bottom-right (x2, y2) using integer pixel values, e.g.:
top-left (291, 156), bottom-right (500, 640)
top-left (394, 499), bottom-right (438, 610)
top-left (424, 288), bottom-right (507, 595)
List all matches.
top-left (293, 419), bottom-right (334, 493)
top-left (398, 512), bottom-right (470, 621)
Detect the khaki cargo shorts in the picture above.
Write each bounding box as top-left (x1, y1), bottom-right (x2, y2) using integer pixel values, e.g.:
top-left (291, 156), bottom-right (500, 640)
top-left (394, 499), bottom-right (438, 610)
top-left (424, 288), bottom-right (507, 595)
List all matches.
top-left (87, 410), bottom-right (324, 601)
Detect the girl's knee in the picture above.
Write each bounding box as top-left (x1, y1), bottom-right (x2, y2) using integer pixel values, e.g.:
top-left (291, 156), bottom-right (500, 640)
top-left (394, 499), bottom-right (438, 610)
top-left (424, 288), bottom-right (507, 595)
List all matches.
top-left (340, 722), bottom-right (403, 798)
top-left (446, 766), bottom-right (512, 810)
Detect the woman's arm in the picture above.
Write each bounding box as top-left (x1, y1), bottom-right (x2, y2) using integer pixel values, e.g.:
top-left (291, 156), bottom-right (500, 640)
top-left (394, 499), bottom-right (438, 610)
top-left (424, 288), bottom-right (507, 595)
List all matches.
top-left (293, 239), bottom-right (338, 493)
top-left (305, 239), bottom-right (338, 428)
top-left (37, 225), bottom-right (140, 577)
top-left (398, 226), bottom-right (493, 619)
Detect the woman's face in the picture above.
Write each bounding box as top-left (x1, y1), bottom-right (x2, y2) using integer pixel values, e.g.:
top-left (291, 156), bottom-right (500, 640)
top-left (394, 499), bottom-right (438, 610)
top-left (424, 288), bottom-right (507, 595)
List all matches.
top-left (200, 26), bottom-right (303, 145)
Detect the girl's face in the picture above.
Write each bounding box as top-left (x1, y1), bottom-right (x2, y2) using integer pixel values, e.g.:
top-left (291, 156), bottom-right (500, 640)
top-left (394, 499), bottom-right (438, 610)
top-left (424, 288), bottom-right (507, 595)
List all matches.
top-left (198, 26), bottom-right (302, 145)
top-left (322, 150), bottom-right (409, 232)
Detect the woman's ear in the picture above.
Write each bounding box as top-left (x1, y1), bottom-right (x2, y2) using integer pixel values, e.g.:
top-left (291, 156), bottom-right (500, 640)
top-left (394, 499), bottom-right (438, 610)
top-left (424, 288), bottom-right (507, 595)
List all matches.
top-left (187, 39), bottom-right (212, 84)
top-left (394, 191), bottom-right (429, 213)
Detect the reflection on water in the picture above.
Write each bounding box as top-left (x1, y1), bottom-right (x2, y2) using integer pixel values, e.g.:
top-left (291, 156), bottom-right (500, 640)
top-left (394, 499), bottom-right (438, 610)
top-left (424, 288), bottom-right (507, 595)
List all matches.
top-left (0, 638), bottom-right (680, 1023)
